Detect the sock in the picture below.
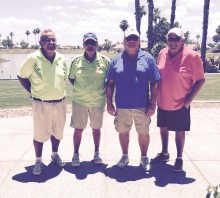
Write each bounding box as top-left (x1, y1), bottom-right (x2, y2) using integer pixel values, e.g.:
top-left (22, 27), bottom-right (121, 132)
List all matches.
top-left (122, 154), bottom-right (128, 157)
top-left (177, 157), bottom-right (182, 159)
top-left (52, 152), bottom-right (58, 157)
top-left (36, 157), bottom-right (42, 162)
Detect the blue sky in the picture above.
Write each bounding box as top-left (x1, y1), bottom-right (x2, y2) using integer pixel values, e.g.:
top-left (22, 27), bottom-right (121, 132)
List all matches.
top-left (0, 0), bottom-right (219, 46)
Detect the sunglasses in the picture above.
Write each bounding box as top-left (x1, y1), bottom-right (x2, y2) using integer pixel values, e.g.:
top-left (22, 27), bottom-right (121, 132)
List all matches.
top-left (84, 40), bottom-right (97, 46)
top-left (126, 35), bottom-right (139, 41)
top-left (168, 36), bottom-right (181, 42)
top-left (41, 38), bottom-right (56, 43)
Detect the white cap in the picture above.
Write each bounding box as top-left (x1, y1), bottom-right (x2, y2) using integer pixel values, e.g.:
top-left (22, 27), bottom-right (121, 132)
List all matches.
top-left (167, 27), bottom-right (185, 38)
top-left (125, 28), bottom-right (140, 38)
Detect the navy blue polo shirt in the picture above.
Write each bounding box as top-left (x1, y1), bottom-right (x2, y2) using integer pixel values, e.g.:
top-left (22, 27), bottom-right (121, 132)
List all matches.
top-left (107, 49), bottom-right (161, 108)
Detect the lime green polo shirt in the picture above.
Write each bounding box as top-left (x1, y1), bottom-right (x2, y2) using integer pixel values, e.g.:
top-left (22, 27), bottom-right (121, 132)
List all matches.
top-left (69, 52), bottom-right (110, 107)
top-left (18, 49), bottom-right (68, 100)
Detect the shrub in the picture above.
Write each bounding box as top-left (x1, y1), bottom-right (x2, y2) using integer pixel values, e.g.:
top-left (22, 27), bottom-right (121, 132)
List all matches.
top-left (204, 56), bottom-right (220, 73)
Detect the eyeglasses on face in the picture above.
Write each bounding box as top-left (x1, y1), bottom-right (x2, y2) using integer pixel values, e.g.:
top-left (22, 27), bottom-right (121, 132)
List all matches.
top-left (41, 38), bottom-right (56, 43)
top-left (84, 40), bottom-right (97, 46)
top-left (126, 35), bottom-right (139, 41)
top-left (168, 36), bottom-right (181, 42)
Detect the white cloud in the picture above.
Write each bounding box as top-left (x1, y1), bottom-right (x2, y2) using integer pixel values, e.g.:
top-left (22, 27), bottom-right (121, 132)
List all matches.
top-left (43, 5), bottom-right (64, 11)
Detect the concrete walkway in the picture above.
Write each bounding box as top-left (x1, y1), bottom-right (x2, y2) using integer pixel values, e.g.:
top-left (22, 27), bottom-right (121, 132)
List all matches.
top-left (0, 107), bottom-right (220, 198)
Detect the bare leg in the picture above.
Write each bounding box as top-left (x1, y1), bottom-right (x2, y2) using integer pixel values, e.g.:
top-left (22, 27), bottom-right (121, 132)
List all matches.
top-left (160, 127), bottom-right (169, 153)
top-left (73, 128), bottom-right (84, 154)
top-left (119, 132), bottom-right (129, 155)
top-left (92, 128), bottom-right (101, 152)
top-left (50, 135), bottom-right (60, 152)
top-left (175, 131), bottom-right (185, 158)
top-left (138, 133), bottom-right (150, 156)
top-left (33, 140), bottom-right (43, 157)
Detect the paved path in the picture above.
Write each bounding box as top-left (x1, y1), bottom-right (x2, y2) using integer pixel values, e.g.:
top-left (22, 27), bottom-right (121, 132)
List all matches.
top-left (0, 108), bottom-right (220, 198)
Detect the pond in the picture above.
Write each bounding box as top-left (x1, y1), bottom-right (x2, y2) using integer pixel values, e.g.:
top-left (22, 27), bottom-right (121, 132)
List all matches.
top-left (0, 53), bottom-right (76, 79)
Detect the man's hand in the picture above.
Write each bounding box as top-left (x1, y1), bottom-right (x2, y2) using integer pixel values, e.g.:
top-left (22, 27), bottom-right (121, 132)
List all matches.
top-left (107, 103), bottom-right (116, 116)
top-left (146, 103), bottom-right (156, 117)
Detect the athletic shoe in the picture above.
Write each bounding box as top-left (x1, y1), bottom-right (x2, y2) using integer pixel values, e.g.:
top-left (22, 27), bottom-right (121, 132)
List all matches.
top-left (93, 152), bottom-right (103, 165)
top-left (117, 155), bottom-right (129, 168)
top-left (72, 153), bottom-right (80, 167)
top-left (51, 154), bottom-right (66, 167)
top-left (140, 156), bottom-right (151, 172)
top-left (151, 153), bottom-right (170, 162)
top-left (33, 160), bottom-right (43, 175)
top-left (173, 158), bottom-right (183, 172)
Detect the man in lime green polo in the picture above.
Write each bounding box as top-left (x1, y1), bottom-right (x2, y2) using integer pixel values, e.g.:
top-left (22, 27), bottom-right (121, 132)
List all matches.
top-left (69, 32), bottom-right (110, 167)
top-left (17, 29), bottom-right (67, 175)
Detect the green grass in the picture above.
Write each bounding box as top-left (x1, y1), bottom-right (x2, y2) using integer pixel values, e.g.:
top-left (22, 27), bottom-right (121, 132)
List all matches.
top-left (0, 74), bottom-right (219, 109)
top-left (0, 80), bottom-right (73, 109)
top-left (195, 74), bottom-right (220, 101)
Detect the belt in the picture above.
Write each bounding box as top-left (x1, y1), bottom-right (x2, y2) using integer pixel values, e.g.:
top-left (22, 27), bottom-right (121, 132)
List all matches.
top-left (33, 97), bottom-right (65, 103)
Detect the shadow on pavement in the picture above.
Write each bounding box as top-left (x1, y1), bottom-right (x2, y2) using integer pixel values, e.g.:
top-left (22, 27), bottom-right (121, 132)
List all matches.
top-left (12, 162), bottom-right (63, 183)
top-left (104, 165), bottom-right (152, 182)
top-left (64, 161), bottom-right (108, 179)
top-left (150, 162), bottom-right (196, 187)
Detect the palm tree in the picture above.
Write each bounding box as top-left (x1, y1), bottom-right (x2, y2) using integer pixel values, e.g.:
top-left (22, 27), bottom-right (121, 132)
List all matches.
top-left (119, 20), bottom-right (129, 40)
top-left (153, 8), bottom-right (160, 24)
top-left (36, 28), bottom-right (41, 42)
top-left (201, 0), bottom-right (210, 71)
top-left (147, 0), bottom-right (154, 53)
top-left (196, 34), bottom-right (201, 49)
top-left (25, 30), bottom-right (30, 43)
top-left (135, 0), bottom-right (146, 34)
top-left (9, 32), bottom-right (14, 44)
top-left (170, 0), bottom-right (176, 28)
top-left (33, 29), bottom-right (37, 46)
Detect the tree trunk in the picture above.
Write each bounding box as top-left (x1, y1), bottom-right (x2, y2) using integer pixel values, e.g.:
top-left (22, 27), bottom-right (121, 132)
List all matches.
top-left (201, 0), bottom-right (210, 72)
top-left (135, 0), bottom-right (141, 34)
top-left (147, 0), bottom-right (154, 53)
top-left (170, 0), bottom-right (176, 28)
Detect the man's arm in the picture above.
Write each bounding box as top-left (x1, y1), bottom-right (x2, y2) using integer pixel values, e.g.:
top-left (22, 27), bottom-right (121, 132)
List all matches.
top-left (106, 79), bottom-right (116, 116)
top-left (146, 81), bottom-right (159, 117)
top-left (17, 75), bottom-right (31, 93)
top-left (184, 78), bottom-right (205, 108)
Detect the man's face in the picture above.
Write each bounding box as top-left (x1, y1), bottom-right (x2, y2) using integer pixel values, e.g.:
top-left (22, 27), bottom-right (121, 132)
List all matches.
top-left (40, 32), bottom-right (57, 52)
top-left (167, 33), bottom-right (184, 56)
top-left (124, 35), bottom-right (140, 56)
top-left (83, 39), bottom-right (97, 53)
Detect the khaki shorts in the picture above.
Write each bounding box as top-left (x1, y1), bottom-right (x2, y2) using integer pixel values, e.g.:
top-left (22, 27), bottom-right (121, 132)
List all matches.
top-left (32, 100), bottom-right (66, 142)
top-left (114, 108), bottom-right (151, 134)
top-left (70, 101), bottom-right (104, 129)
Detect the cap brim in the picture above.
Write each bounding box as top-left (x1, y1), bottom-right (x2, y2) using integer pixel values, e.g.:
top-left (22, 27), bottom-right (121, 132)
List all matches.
top-left (83, 37), bottom-right (97, 42)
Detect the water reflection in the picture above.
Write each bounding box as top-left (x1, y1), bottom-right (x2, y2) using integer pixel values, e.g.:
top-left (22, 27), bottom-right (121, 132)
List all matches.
top-left (0, 54), bottom-right (76, 79)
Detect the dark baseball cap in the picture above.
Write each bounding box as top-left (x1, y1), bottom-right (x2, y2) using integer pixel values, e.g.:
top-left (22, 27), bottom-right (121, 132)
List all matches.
top-left (83, 32), bottom-right (98, 42)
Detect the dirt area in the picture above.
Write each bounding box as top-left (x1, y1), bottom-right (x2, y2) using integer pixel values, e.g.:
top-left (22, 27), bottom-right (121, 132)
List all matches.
top-left (0, 102), bottom-right (220, 118)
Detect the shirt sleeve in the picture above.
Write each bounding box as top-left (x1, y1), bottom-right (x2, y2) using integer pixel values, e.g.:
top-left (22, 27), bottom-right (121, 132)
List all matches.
top-left (68, 59), bottom-right (76, 80)
top-left (106, 59), bottom-right (116, 81)
top-left (191, 54), bottom-right (205, 81)
top-left (148, 57), bottom-right (161, 82)
top-left (17, 55), bottom-right (34, 78)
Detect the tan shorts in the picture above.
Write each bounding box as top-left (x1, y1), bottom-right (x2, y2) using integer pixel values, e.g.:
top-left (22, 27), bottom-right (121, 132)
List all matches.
top-left (114, 108), bottom-right (151, 134)
top-left (70, 101), bottom-right (104, 129)
top-left (32, 100), bottom-right (66, 142)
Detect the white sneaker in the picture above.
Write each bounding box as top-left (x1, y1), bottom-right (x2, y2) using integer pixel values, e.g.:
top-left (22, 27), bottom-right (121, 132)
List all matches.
top-left (72, 153), bottom-right (80, 167)
top-left (33, 160), bottom-right (43, 175)
top-left (93, 152), bottom-right (103, 165)
top-left (51, 154), bottom-right (66, 167)
top-left (140, 156), bottom-right (151, 172)
top-left (117, 155), bottom-right (129, 168)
